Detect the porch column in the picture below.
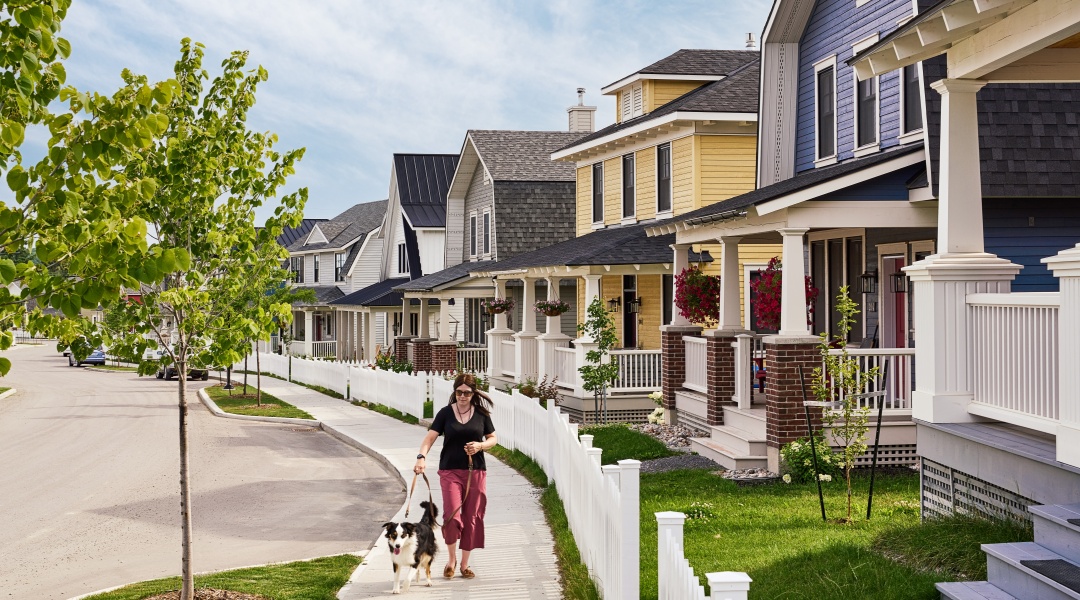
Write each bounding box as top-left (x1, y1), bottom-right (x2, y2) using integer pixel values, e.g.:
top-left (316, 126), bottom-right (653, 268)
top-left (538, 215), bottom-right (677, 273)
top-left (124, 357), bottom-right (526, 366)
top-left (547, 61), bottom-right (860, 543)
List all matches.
top-left (431, 296), bottom-right (457, 374)
top-left (411, 296), bottom-right (432, 372)
top-left (573, 274), bottom-right (603, 398)
top-left (537, 276), bottom-right (572, 388)
top-left (303, 310), bottom-right (313, 357)
top-left (418, 296), bottom-right (431, 339)
top-left (671, 244), bottom-right (692, 327)
top-left (932, 79), bottom-right (987, 255)
top-left (486, 279), bottom-right (514, 379)
top-left (515, 277), bottom-right (539, 382)
top-left (778, 228), bottom-right (810, 336)
top-left (718, 236), bottom-right (743, 331)
top-left (396, 298), bottom-right (415, 362)
top-left (363, 311), bottom-right (375, 362)
top-left (438, 297), bottom-right (453, 342)
top-left (1045, 244), bottom-right (1080, 468)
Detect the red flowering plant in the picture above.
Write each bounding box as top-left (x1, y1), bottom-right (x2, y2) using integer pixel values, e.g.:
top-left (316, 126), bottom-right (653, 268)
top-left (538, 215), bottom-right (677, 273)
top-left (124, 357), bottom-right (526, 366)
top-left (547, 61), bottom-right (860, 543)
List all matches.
top-left (750, 257), bottom-right (819, 330)
top-left (674, 266), bottom-right (722, 327)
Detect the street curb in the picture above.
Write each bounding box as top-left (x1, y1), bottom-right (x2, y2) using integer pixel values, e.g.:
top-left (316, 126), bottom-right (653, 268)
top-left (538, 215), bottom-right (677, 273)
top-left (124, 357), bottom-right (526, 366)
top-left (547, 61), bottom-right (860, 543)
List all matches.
top-left (0, 387), bottom-right (16, 400)
top-left (196, 388), bottom-right (322, 428)
top-left (84, 367), bottom-right (139, 374)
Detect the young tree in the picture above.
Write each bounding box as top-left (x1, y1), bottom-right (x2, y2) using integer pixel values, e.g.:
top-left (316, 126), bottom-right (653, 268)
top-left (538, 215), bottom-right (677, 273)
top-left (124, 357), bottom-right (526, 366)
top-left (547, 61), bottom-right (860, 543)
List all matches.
top-left (108, 40), bottom-right (306, 599)
top-left (577, 296), bottom-right (619, 424)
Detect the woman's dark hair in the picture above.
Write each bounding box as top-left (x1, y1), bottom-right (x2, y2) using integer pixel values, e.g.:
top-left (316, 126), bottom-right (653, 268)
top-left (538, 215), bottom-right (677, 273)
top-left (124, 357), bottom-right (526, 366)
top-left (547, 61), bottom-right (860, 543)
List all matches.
top-left (449, 373), bottom-right (493, 416)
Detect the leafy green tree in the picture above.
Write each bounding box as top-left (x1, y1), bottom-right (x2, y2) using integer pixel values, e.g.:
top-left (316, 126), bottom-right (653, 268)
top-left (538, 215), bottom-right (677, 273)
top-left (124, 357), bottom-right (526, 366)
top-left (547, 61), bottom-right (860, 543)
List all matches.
top-left (106, 40), bottom-right (306, 599)
top-left (577, 296), bottom-right (619, 424)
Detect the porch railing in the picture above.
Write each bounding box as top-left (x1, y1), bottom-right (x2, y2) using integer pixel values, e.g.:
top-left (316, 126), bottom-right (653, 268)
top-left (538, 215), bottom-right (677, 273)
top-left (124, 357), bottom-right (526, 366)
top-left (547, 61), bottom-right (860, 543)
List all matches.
top-left (610, 350), bottom-right (662, 392)
top-left (457, 347), bottom-right (487, 373)
top-left (824, 347), bottom-right (915, 411)
top-left (554, 347), bottom-right (577, 390)
top-left (683, 337), bottom-right (707, 394)
top-left (967, 292), bottom-right (1060, 432)
top-left (310, 340), bottom-right (336, 359)
top-left (500, 339), bottom-right (517, 378)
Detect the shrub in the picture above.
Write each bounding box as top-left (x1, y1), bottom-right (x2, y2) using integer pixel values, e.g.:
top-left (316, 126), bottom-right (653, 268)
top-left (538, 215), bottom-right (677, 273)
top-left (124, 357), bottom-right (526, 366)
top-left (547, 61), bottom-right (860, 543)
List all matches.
top-left (374, 348), bottom-right (413, 374)
top-left (780, 435), bottom-right (843, 484)
top-left (504, 374), bottom-right (559, 405)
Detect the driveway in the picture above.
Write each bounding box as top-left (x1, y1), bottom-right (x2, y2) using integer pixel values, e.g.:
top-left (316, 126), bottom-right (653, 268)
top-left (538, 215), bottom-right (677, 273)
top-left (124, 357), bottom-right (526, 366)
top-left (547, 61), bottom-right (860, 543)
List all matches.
top-left (0, 345), bottom-right (402, 599)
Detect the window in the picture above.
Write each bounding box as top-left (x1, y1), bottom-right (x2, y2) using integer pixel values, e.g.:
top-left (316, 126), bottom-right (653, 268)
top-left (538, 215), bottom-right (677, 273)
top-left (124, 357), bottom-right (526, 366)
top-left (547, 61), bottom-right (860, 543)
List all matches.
top-left (815, 61), bottom-right (836, 160)
top-left (470, 214), bottom-right (477, 257)
top-left (657, 143), bottom-right (672, 214)
top-left (334, 252), bottom-right (346, 282)
top-left (483, 211), bottom-right (491, 255)
top-left (856, 76), bottom-right (878, 148)
top-left (290, 256), bottom-right (304, 283)
top-left (592, 163), bottom-right (603, 223)
top-left (397, 243), bottom-right (409, 275)
top-left (313, 255), bottom-right (320, 283)
top-left (622, 154), bottom-right (635, 219)
top-left (902, 64), bottom-right (923, 134)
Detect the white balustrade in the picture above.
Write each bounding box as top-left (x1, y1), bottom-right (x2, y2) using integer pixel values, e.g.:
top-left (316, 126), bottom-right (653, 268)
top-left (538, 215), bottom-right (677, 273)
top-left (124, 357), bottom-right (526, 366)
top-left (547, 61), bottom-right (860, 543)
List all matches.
top-left (683, 337), bottom-right (708, 394)
top-left (500, 339), bottom-right (517, 377)
top-left (456, 347), bottom-right (488, 373)
top-left (610, 350), bottom-right (663, 393)
top-left (731, 335), bottom-right (753, 409)
top-left (308, 340), bottom-right (336, 359)
top-left (554, 347), bottom-right (578, 390)
top-left (824, 347), bottom-right (916, 411)
top-left (967, 292), bottom-right (1060, 432)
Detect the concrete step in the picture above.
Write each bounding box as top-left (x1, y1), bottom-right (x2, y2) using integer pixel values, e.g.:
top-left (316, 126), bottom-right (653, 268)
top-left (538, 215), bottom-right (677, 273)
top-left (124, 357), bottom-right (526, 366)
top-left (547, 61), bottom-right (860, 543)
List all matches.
top-left (689, 437), bottom-right (767, 471)
top-left (722, 406), bottom-right (767, 437)
top-left (1031, 504), bottom-right (1080, 564)
top-left (937, 581), bottom-right (1018, 600)
top-left (706, 424), bottom-right (767, 457)
top-left (984, 542), bottom-right (1080, 600)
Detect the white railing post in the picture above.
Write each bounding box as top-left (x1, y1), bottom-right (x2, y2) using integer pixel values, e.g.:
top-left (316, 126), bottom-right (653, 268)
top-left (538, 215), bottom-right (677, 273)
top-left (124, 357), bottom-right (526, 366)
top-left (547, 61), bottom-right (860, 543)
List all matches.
top-left (732, 334), bottom-right (752, 409)
top-left (1044, 243), bottom-right (1080, 468)
top-left (707, 572), bottom-right (753, 600)
top-left (618, 459), bottom-right (641, 600)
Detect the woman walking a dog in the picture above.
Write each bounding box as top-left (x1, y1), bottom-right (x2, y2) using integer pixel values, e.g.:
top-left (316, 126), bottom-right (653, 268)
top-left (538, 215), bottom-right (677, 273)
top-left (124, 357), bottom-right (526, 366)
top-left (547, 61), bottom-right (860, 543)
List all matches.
top-left (414, 373), bottom-right (496, 580)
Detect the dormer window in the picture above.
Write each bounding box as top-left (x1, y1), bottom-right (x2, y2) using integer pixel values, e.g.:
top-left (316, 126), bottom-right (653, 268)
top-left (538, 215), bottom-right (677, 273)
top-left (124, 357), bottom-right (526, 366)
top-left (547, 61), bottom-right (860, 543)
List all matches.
top-left (620, 83), bottom-right (643, 121)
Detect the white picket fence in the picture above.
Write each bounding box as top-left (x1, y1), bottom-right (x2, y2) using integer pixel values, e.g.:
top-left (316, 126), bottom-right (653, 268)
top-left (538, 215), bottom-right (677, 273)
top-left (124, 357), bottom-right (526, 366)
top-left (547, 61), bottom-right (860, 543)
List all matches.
top-left (657, 512), bottom-right (752, 600)
top-left (237, 350), bottom-right (648, 599)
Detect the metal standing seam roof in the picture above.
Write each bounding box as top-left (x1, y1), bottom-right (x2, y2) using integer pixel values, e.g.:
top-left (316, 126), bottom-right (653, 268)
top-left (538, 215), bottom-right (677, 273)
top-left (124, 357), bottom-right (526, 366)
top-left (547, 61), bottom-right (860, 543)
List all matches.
top-left (394, 154), bottom-right (459, 228)
top-left (467, 130), bottom-right (586, 182)
top-left (275, 218), bottom-right (326, 248)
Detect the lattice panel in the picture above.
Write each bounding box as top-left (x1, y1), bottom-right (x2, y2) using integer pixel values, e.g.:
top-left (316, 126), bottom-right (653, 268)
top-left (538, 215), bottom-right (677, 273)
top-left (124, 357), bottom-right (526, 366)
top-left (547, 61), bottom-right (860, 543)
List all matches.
top-left (853, 444), bottom-right (919, 467)
top-left (921, 458), bottom-right (1034, 523)
top-left (562, 406), bottom-right (654, 426)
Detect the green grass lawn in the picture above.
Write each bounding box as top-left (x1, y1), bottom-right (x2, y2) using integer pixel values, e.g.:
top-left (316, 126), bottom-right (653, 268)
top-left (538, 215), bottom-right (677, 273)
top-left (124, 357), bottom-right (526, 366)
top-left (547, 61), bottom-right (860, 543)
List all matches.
top-left (0, 386), bottom-right (9, 394)
top-left (82, 554), bottom-right (360, 600)
top-left (94, 365), bottom-right (138, 372)
top-left (204, 385), bottom-right (314, 420)
top-left (578, 423), bottom-right (682, 464)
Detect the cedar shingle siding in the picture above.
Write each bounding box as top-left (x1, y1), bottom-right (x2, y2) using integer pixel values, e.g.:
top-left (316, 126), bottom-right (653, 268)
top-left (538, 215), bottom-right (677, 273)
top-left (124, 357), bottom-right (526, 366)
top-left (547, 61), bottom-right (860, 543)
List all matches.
top-left (493, 181), bottom-right (576, 259)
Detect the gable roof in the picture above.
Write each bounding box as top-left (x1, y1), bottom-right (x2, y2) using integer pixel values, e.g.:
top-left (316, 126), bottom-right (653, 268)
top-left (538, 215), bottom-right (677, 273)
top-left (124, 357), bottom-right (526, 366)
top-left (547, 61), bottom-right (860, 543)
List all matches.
top-left (465, 130), bottom-right (585, 182)
top-left (555, 60), bottom-right (760, 156)
top-left (603, 49), bottom-right (759, 92)
top-left (393, 260), bottom-right (498, 293)
top-left (330, 277), bottom-right (437, 308)
top-left (292, 285), bottom-right (345, 307)
top-left (287, 200), bottom-right (387, 253)
top-left (394, 154), bottom-right (459, 228)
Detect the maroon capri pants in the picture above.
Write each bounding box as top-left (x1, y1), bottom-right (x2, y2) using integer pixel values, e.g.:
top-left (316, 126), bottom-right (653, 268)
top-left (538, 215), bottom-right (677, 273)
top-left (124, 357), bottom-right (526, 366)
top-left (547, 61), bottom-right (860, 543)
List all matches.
top-left (439, 469), bottom-right (487, 551)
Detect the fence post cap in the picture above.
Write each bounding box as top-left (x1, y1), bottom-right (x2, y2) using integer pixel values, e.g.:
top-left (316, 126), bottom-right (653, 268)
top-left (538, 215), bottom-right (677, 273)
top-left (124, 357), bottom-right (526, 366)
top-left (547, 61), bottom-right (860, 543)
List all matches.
top-left (706, 572), bottom-right (752, 588)
top-left (654, 511), bottom-right (686, 524)
top-left (616, 459), bottom-right (642, 470)
top-left (578, 433), bottom-right (594, 447)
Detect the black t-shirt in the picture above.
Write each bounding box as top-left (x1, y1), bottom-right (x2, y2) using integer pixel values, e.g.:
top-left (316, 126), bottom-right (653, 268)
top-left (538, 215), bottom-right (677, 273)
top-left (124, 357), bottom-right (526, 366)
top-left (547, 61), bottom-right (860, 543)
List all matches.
top-left (429, 404), bottom-right (495, 471)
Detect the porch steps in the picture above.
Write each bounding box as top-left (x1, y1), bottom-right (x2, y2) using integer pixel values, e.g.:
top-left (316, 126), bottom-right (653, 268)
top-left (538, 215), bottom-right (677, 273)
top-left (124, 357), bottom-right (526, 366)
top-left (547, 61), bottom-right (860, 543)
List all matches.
top-left (938, 504), bottom-right (1080, 600)
top-left (689, 407), bottom-right (768, 471)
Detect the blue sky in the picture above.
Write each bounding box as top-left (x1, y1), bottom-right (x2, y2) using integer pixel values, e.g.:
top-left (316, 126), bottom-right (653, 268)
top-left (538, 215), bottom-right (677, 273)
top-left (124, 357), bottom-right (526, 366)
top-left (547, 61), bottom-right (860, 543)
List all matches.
top-left (54, 0), bottom-right (772, 222)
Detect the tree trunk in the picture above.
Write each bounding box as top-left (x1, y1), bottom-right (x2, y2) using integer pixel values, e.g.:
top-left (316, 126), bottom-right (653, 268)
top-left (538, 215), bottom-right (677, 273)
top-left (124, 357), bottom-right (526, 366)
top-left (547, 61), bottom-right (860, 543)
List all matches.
top-left (256, 349), bottom-right (262, 406)
top-left (243, 352), bottom-right (249, 395)
top-left (177, 362), bottom-right (195, 599)
top-left (846, 466), bottom-right (853, 522)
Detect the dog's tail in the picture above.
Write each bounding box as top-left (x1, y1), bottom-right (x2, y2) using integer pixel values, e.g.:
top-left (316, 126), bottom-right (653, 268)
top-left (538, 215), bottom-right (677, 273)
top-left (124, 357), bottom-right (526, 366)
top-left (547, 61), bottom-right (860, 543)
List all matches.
top-left (420, 500), bottom-right (439, 526)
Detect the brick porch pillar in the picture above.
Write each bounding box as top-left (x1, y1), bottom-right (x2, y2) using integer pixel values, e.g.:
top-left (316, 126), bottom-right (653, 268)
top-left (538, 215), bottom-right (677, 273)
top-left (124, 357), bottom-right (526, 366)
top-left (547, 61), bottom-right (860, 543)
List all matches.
top-left (660, 325), bottom-right (702, 423)
top-left (764, 335), bottom-right (822, 473)
top-left (411, 338), bottom-right (432, 373)
top-left (394, 336), bottom-right (414, 362)
top-left (705, 330), bottom-right (746, 426)
top-left (430, 341), bottom-right (457, 373)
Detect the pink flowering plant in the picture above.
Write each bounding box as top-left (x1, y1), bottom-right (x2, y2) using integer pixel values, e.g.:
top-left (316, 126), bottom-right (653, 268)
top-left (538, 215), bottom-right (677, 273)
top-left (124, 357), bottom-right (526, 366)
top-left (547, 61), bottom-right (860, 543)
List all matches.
top-left (750, 257), bottom-right (819, 330)
top-left (674, 266), bottom-right (722, 327)
top-left (534, 299), bottom-right (571, 316)
top-left (481, 297), bottom-right (514, 314)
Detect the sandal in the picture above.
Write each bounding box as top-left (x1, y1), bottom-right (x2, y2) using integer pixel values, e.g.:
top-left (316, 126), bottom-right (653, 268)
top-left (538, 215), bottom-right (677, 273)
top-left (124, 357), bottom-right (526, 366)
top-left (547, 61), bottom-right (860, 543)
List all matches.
top-left (443, 564), bottom-right (456, 579)
top-left (460, 566), bottom-right (475, 579)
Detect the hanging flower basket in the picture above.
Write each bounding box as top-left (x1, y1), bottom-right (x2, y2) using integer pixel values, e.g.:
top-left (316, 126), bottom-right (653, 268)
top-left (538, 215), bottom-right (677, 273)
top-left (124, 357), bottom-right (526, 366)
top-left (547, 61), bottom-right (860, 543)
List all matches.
top-left (750, 257), bottom-right (819, 331)
top-left (534, 299), bottom-right (571, 317)
top-left (674, 266), bottom-right (722, 327)
top-left (482, 298), bottom-right (514, 315)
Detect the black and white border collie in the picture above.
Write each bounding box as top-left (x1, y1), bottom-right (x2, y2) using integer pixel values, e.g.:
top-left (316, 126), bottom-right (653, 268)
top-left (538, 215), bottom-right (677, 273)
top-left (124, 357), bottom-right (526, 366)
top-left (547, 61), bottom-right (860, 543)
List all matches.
top-left (382, 500), bottom-right (439, 594)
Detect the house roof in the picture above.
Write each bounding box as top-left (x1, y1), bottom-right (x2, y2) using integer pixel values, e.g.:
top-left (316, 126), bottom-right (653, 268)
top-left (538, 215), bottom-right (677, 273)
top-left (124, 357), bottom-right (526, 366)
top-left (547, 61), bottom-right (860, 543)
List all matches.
top-left (293, 285), bottom-right (345, 307)
top-left (393, 260), bottom-right (497, 293)
top-left (394, 154), bottom-right (459, 228)
top-left (667, 143), bottom-right (926, 228)
top-left (287, 200), bottom-right (387, 253)
top-left (469, 222), bottom-right (711, 274)
top-left (467, 130), bottom-right (585, 182)
top-left (556, 60), bottom-right (760, 154)
top-left (275, 218), bottom-right (326, 248)
top-left (604, 49), bottom-right (759, 91)
top-left (332, 278), bottom-right (409, 308)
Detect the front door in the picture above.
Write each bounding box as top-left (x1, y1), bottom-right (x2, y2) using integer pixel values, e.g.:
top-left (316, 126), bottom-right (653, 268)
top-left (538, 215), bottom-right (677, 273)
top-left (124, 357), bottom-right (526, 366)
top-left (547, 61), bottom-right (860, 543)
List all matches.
top-left (623, 275), bottom-right (637, 349)
top-left (314, 315), bottom-right (323, 341)
top-left (881, 256), bottom-right (907, 348)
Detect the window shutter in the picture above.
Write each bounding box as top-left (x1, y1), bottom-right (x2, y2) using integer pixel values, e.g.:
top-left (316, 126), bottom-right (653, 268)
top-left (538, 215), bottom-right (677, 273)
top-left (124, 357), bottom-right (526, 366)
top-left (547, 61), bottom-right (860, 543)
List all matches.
top-left (621, 91), bottom-right (632, 122)
top-left (632, 83), bottom-right (643, 117)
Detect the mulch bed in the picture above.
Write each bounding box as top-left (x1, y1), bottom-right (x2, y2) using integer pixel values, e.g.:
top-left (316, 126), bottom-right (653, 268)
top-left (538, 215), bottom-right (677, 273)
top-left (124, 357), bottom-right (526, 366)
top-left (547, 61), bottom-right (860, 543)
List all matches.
top-left (145, 589), bottom-right (270, 600)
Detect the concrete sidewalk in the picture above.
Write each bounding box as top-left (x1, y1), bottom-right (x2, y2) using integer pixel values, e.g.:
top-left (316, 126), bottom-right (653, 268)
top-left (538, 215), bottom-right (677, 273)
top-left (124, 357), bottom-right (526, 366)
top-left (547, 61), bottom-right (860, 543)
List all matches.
top-left (248, 377), bottom-right (562, 599)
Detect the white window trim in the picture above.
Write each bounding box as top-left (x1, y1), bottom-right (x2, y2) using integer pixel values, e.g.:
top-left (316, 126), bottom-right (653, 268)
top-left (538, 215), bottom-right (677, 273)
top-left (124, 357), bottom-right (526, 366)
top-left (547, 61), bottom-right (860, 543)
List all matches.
top-left (851, 35), bottom-right (881, 157)
top-left (621, 153), bottom-right (636, 225)
top-left (898, 61), bottom-right (926, 141)
top-left (591, 162), bottom-right (604, 224)
top-left (655, 143), bottom-right (673, 218)
top-left (813, 54), bottom-right (839, 166)
top-left (856, 0), bottom-right (872, 7)
top-left (469, 211), bottom-right (477, 258)
top-left (482, 209), bottom-right (491, 257)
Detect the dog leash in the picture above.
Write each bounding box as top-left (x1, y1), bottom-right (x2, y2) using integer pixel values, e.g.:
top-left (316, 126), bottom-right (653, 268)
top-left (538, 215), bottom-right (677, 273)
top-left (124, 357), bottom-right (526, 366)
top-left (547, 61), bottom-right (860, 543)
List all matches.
top-left (405, 453), bottom-right (473, 528)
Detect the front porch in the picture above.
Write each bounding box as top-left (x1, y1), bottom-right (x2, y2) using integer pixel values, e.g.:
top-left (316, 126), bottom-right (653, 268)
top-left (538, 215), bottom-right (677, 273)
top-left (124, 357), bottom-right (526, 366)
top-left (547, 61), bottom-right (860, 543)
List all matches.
top-left (288, 308), bottom-right (338, 359)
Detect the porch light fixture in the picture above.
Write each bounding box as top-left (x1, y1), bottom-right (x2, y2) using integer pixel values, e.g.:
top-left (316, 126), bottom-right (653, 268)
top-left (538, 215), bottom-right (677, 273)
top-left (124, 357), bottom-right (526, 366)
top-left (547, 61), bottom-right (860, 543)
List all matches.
top-left (890, 271), bottom-right (909, 294)
top-left (607, 297), bottom-right (622, 312)
top-left (858, 270), bottom-right (878, 295)
top-left (626, 297), bottom-right (643, 314)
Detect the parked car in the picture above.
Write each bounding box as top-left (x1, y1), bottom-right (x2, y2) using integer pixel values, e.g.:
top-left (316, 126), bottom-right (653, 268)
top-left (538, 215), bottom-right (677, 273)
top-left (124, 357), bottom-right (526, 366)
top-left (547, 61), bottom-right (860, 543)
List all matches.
top-left (152, 351), bottom-right (210, 381)
top-left (69, 348), bottom-right (106, 367)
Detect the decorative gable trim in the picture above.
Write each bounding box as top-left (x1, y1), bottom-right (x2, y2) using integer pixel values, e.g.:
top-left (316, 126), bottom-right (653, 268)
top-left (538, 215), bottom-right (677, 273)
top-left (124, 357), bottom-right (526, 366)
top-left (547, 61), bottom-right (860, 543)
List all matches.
top-left (304, 225), bottom-right (328, 246)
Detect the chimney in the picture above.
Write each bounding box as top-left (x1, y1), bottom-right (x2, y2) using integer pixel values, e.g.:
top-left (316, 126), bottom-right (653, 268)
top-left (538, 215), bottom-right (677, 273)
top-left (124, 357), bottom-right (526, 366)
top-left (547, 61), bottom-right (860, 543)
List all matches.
top-left (567, 87), bottom-right (597, 133)
top-left (745, 32), bottom-right (757, 49)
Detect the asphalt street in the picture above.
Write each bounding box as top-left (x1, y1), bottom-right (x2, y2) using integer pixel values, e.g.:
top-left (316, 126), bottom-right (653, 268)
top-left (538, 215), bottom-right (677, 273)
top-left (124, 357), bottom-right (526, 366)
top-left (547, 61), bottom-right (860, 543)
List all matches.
top-left (0, 344), bottom-right (402, 599)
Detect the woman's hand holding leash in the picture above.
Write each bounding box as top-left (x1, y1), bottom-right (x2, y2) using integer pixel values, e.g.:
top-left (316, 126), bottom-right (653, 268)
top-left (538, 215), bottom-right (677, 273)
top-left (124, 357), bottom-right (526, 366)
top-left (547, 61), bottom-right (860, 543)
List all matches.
top-left (465, 441), bottom-right (482, 455)
top-left (414, 457), bottom-right (426, 474)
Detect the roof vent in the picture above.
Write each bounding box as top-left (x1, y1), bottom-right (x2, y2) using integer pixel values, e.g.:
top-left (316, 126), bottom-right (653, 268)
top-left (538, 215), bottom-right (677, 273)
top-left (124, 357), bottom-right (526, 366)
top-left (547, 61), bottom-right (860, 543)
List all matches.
top-left (567, 88), bottom-right (597, 134)
top-left (746, 33), bottom-right (756, 49)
